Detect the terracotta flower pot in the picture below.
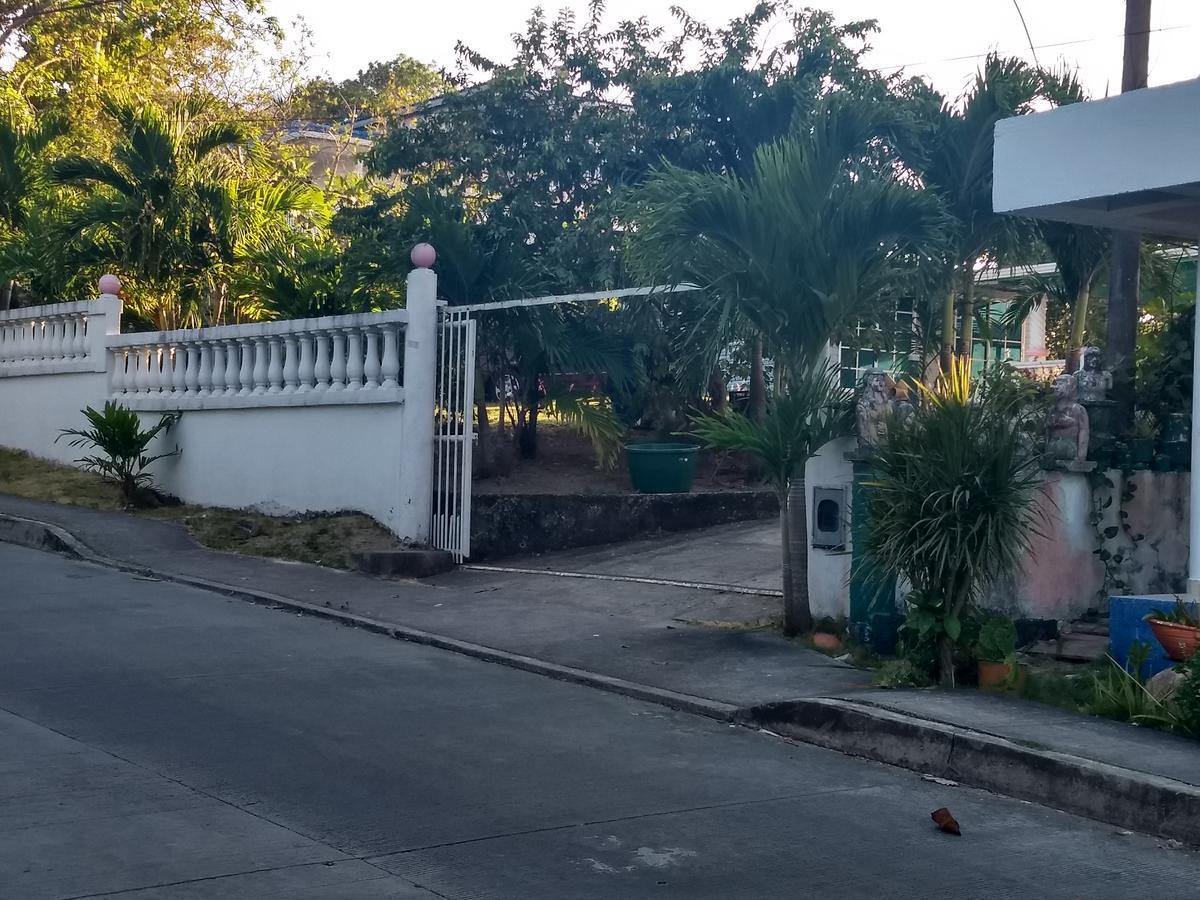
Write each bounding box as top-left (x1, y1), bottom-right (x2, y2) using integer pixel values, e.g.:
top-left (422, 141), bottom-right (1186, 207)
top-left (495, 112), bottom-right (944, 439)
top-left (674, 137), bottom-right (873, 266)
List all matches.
top-left (1147, 619), bottom-right (1200, 662)
top-left (812, 632), bottom-right (842, 652)
top-left (977, 660), bottom-right (1012, 690)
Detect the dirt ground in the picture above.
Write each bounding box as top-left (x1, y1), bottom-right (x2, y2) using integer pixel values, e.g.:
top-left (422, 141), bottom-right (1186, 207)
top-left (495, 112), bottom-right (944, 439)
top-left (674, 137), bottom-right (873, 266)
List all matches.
top-left (474, 420), bottom-right (760, 496)
top-left (0, 448), bottom-right (403, 568)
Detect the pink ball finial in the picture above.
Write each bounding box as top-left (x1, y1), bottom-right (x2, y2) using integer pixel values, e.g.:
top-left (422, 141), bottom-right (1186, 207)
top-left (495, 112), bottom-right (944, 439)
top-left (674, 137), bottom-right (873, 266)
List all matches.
top-left (98, 274), bottom-right (121, 296)
top-left (410, 243), bottom-right (436, 269)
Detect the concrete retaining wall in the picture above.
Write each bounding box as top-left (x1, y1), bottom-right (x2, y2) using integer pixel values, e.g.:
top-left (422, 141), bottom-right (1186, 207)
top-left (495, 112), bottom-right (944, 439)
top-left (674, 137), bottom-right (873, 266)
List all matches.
top-left (469, 490), bottom-right (778, 560)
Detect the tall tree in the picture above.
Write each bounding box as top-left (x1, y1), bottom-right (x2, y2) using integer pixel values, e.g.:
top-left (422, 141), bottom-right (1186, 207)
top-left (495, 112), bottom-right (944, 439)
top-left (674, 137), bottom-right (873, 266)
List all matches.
top-left (916, 55), bottom-right (1049, 371)
top-left (0, 108), bottom-right (66, 308)
top-left (49, 97), bottom-right (251, 329)
top-left (624, 98), bottom-right (946, 634)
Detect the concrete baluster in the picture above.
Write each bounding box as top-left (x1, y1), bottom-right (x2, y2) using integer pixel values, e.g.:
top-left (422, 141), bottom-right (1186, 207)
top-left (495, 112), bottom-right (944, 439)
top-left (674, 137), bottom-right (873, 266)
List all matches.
top-left (345, 328), bottom-right (363, 391)
top-left (329, 331), bottom-right (347, 391)
top-left (171, 345), bottom-right (187, 395)
top-left (210, 343), bottom-right (226, 395)
top-left (312, 331), bottom-right (331, 392)
top-left (282, 335), bottom-right (299, 394)
top-left (381, 326), bottom-right (400, 388)
top-left (267, 337), bottom-right (284, 394)
top-left (296, 334), bottom-right (315, 393)
top-left (237, 339), bottom-right (253, 396)
top-left (72, 315), bottom-right (87, 358)
top-left (110, 349), bottom-right (128, 394)
top-left (223, 340), bottom-right (240, 395)
top-left (363, 328), bottom-right (381, 389)
top-left (184, 346), bottom-right (200, 396)
top-left (252, 338), bottom-right (269, 394)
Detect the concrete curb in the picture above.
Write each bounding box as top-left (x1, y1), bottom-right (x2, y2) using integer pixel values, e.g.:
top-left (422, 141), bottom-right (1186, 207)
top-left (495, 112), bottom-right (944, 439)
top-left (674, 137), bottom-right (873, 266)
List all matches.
top-left (742, 697), bottom-right (1200, 844)
top-left (0, 513), bottom-right (738, 723)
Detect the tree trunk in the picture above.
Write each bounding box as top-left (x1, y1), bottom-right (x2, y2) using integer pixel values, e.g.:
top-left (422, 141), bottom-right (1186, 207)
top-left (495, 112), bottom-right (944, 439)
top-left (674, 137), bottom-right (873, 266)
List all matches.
top-left (475, 369), bottom-right (494, 478)
top-left (708, 366), bottom-right (727, 414)
top-left (1, 280), bottom-right (13, 312)
top-left (1065, 282), bottom-right (1092, 374)
top-left (781, 478), bottom-right (813, 636)
top-left (939, 284), bottom-right (956, 374)
top-left (938, 635), bottom-right (956, 688)
top-left (1107, 232), bottom-right (1140, 430)
top-left (518, 378), bottom-right (540, 460)
top-left (749, 336), bottom-right (767, 422)
top-left (955, 267), bottom-right (976, 361)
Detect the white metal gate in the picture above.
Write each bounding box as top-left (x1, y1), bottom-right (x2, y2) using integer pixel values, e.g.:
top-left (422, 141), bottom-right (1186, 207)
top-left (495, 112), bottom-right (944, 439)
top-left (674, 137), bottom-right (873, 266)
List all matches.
top-left (432, 305), bottom-right (476, 561)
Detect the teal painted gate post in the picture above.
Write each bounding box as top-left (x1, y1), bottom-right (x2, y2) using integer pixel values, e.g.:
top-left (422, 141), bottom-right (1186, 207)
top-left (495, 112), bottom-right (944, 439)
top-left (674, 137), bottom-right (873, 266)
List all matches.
top-left (847, 450), bottom-right (900, 654)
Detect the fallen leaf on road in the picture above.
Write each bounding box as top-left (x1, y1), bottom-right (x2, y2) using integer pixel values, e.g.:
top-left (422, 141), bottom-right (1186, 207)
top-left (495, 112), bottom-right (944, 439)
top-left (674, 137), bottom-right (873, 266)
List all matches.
top-left (931, 807), bottom-right (961, 835)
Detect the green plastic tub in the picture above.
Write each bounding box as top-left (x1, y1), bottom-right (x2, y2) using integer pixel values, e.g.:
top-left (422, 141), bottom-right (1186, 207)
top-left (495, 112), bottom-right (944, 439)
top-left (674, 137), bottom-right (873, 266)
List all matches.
top-left (625, 442), bottom-right (700, 494)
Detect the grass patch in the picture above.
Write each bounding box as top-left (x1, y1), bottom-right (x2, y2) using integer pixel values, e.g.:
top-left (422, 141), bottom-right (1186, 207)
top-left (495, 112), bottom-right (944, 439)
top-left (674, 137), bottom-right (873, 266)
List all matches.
top-left (0, 447), bottom-right (402, 569)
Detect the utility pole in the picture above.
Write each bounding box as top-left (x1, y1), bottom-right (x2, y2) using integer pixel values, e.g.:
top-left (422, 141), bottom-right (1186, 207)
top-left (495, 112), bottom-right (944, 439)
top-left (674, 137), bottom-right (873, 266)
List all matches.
top-left (1106, 0), bottom-right (1151, 429)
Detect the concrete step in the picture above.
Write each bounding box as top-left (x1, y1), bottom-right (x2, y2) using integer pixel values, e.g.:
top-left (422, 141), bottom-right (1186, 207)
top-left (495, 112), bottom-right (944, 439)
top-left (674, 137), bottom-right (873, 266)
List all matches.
top-left (1025, 632), bottom-right (1110, 663)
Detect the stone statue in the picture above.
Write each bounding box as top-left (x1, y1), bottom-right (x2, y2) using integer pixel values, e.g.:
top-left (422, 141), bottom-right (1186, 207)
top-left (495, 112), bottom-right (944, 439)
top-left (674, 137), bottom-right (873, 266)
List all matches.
top-left (891, 379), bottom-right (917, 430)
top-left (1046, 374), bottom-right (1090, 463)
top-left (1074, 346), bottom-right (1112, 403)
top-left (855, 368), bottom-right (893, 448)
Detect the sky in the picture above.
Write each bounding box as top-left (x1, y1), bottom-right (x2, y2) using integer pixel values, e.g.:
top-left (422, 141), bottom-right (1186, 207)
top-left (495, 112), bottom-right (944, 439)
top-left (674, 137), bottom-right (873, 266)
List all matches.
top-left (266, 0), bottom-right (1200, 100)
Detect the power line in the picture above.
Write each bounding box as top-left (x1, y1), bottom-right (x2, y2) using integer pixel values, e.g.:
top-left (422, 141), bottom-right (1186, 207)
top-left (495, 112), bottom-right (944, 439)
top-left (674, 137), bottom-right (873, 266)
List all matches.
top-left (1010, 0), bottom-right (1041, 69)
top-left (872, 23), bottom-right (1193, 71)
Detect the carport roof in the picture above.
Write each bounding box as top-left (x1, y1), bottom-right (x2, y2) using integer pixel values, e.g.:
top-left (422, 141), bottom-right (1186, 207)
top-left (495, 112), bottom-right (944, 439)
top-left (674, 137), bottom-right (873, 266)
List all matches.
top-left (993, 77), bottom-right (1200, 239)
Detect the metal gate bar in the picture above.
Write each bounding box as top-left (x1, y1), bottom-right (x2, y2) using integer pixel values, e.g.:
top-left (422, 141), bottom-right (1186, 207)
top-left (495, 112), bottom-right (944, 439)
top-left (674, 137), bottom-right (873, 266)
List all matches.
top-left (432, 306), bottom-right (476, 561)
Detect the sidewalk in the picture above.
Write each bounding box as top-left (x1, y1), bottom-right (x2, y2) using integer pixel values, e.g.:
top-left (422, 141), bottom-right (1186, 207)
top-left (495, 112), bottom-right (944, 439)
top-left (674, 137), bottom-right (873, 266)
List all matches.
top-left (3, 492), bottom-right (1199, 843)
top-left (0, 494), bottom-right (868, 708)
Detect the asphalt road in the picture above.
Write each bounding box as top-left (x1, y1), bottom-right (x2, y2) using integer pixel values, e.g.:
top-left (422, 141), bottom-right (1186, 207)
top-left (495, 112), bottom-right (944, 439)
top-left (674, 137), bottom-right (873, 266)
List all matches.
top-left (1, 543), bottom-right (1197, 899)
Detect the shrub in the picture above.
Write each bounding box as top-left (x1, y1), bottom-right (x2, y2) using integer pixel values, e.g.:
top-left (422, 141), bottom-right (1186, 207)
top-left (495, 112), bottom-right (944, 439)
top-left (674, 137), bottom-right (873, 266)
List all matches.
top-left (57, 402), bottom-right (180, 506)
top-left (860, 359), bottom-right (1044, 686)
top-left (975, 615), bottom-right (1018, 663)
top-left (1174, 650), bottom-right (1200, 737)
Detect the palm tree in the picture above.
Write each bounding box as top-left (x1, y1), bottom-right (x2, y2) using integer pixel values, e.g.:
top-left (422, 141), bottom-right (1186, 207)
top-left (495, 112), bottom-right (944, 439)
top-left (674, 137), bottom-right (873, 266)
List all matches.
top-left (626, 96), bottom-right (946, 634)
top-left (0, 109), bottom-right (66, 308)
top-left (1002, 221), bottom-right (1110, 372)
top-left (49, 97), bottom-right (250, 329)
top-left (917, 55), bottom-right (1053, 370)
top-left (691, 365), bottom-right (852, 635)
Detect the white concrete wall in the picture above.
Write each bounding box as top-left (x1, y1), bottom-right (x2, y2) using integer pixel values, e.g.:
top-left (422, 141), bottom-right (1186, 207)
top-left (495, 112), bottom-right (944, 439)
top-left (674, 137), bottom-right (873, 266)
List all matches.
top-left (805, 436), bottom-right (855, 620)
top-left (145, 404), bottom-right (415, 536)
top-left (0, 271), bottom-right (441, 543)
top-left (0, 370), bottom-right (111, 466)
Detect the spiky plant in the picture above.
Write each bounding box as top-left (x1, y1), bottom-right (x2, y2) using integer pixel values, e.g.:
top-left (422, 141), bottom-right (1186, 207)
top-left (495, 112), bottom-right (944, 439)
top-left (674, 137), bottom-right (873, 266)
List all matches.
top-left (860, 358), bottom-right (1043, 685)
top-left (57, 403), bottom-right (180, 506)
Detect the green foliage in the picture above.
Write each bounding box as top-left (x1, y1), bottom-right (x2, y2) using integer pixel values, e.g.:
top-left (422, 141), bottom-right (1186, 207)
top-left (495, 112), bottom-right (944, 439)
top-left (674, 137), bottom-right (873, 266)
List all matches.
top-left (874, 659), bottom-right (932, 689)
top-left (861, 359), bottom-right (1044, 686)
top-left (1174, 650), bottom-right (1200, 738)
top-left (689, 364), bottom-right (852, 497)
top-left (1083, 647), bottom-right (1182, 730)
top-left (1145, 599), bottom-right (1200, 628)
top-left (291, 55), bottom-right (447, 121)
top-left (625, 95), bottom-right (947, 378)
top-left (57, 403), bottom-right (180, 506)
top-left (974, 615), bottom-right (1018, 663)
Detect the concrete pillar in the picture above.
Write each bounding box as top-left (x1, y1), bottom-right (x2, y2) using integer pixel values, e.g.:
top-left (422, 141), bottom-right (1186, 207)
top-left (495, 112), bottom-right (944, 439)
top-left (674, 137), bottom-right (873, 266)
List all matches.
top-left (400, 263), bottom-right (439, 543)
top-left (1189, 249), bottom-right (1200, 595)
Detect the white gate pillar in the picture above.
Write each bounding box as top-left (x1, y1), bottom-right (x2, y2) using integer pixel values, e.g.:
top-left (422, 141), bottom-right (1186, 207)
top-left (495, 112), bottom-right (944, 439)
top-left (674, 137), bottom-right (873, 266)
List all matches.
top-left (400, 247), bottom-right (438, 544)
top-left (1189, 242), bottom-right (1200, 595)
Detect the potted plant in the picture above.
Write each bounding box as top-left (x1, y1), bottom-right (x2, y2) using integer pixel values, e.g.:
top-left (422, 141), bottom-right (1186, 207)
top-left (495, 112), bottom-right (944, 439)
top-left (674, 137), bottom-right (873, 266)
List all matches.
top-left (975, 615), bottom-right (1019, 689)
top-left (1144, 598), bottom-right (1200, 662)
top-left (1128, 410), bottom-right (1158, 470)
